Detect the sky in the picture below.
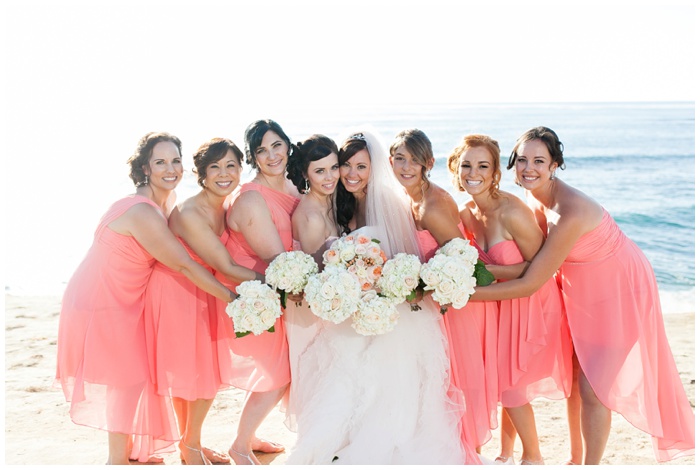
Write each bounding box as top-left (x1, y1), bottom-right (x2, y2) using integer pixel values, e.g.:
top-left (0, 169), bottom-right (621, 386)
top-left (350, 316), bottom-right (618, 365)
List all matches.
top-left (1, 0), bottom-right (697, 293)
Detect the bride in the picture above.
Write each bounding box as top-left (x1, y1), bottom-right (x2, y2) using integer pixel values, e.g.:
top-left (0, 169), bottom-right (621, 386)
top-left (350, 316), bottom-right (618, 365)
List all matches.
top-left (285, 129), bottom-right (467, 465)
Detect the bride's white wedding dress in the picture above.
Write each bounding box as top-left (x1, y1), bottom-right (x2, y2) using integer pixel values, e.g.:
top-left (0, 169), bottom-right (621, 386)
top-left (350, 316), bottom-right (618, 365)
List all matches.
top-left (285, 227), bottom-right (466, 465)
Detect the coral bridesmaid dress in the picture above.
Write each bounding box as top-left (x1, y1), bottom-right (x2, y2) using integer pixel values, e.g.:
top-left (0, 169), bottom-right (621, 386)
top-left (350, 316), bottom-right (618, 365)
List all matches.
top-left (417, 229), bottom-right (497, 463)
top-left (55, 195), bottom-right (178, 462)
top-left (144, 231), bottom-right (230, 401)
top-left (560, 210), bottom-right (694, 462)
top-left (214, 182), bottom-right (299, 392)
top-left (489, 240), bottom-right (573, 407)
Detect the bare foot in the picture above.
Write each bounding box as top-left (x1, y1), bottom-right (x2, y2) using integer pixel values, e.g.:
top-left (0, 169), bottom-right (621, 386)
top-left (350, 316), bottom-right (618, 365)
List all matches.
top-left (179, 442), bottom-right (211, 465)
top-left (228, 445), bottom-right (260, 465)
top-left (203, 447), bottom-right (231, 464)
top-left (251, 437), bottom-right (284, 454)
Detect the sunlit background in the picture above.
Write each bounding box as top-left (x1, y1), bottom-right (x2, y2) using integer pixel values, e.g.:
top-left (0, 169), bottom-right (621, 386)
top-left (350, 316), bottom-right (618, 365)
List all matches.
top-left (3, 0), bottom-right (696, 307)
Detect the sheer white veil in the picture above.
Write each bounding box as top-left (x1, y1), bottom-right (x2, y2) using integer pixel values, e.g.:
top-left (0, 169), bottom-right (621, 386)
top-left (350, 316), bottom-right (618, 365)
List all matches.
top-left (338, 128), bottom-right (421, 259)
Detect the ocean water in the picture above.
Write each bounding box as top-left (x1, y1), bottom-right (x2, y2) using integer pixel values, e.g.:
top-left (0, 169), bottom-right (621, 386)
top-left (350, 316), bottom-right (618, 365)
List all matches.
top-left (5, 102), bottom-right (694, 313)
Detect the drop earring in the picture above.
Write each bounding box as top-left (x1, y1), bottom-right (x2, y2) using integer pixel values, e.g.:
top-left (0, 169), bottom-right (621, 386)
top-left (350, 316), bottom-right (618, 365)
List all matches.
top-left (304, 179), bottom-right (310, 194)
top-left (550, 170), bottom-right (556, 180)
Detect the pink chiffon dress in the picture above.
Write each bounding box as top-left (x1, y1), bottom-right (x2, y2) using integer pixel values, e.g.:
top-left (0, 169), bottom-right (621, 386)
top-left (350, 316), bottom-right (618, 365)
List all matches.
top-left (213, 182), bottom-right (299, 392)
top-left (559, 210), bottom-right (694, 462)
top-left (144, 231), bottom-right (230, 401)
top-left (55, 195), bottom-right (178, 462)
top-left (489, 240), bottom-right (573, 407)
top-left (417, 229), bottom-right (498, 460)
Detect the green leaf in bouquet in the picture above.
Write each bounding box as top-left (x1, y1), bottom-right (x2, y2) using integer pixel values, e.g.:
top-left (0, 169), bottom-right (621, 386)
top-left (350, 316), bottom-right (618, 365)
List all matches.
top-left (235, 325), bottom-right (275, 339)
top-left (279, 289), bottom-right (287, 309)
top-left (405, 290), bottom-right (417, 302)
top-left (371, 238), bottom-right (381, 244)
top-left (474, 260), bottom-right (495, 286)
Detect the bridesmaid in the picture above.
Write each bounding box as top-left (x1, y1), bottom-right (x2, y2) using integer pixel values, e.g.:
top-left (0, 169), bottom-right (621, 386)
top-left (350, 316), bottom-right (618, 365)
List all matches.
top-left (389, 128), bottom-right (495, 463)
top-left (217, 119), bottom-right (300, 464)
top-left (284, 134), bottom-right (341, 427)
top-left (55, 132), bottom-right (237, 465)
top-left (144, 138), bottom-right (261, 464)
top-left (446, 133), bottom-right (573, 465)
top-left (470, 126), bottom-right (695, 463)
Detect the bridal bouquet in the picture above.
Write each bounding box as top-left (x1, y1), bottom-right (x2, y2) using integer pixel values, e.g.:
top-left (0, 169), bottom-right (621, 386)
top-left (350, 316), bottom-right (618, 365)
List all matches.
top-left (323, 234), bottom-right (387, 291)
top-left (376, 252), bottom-right (422, 307)
top-left (265, 250), bottom-right (319, 308)
top-left (304, 265), bottom-right (362, 324)
top-left (226, 280), bottom-right (282, 337)
top-left (351, 290), bottom-right (400, 336)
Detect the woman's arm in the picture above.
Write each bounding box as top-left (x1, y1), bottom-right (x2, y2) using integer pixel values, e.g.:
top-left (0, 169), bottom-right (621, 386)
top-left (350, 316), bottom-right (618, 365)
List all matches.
top-left (228, 190), bottom-right (286, 264)
top-left (421, 193), bottom-right (464, 246)
top-left (489, 197), bottom-right (545, 281)
top-left (119, 203), bottom-right (235, 302)
top-left (293, 208), bottom-right (329, 263)
top-left (172, 206), bottom-right (262, 284)
top-left (470, 208), bottom-right (588, 301)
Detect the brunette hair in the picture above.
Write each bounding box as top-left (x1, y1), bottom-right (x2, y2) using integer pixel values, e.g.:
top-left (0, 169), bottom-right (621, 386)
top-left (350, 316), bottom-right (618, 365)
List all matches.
top-left (287, 134), bottom-right (339, 193)
top-left (389, 129), bottom-right (433, 183)
top-left (243, 119), bottom-right (295, 171)
top-left (507, 126), bottom-right (566, 171)
top-left (336, 136), bottom-right (369, 234)
top-left (127, 132), bottom-right (182, 187)
top-left (192, 138), bottom-right (244, 188)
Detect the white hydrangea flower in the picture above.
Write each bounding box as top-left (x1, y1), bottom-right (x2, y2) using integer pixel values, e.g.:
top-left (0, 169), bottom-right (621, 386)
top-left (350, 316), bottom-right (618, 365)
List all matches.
top-left (420, 253), bottom-right (477, 313)
top-left (265, 250), bottom-right (319, 295)
top-left (376, 252), bottom-right (422, 304)
top-left (351, 290), bottom-right (400, 336)
top-left (304, 265), bottom-right (362, 324)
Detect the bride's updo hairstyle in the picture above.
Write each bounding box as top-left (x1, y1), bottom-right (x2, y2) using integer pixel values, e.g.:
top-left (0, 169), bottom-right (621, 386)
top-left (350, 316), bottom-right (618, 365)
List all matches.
top-left (446, 134), bottom-right (502, 198)
top-left (507, 126), bottom-right (566, 171)
top-left (389, 129), bottom-right (434, 184)
top-left (336, 135), bottom-right (369, 234)
top-left (286, 134), bottom-right (339, 194)
top-left (192, 138), bottom-right (244, 188)
top-left (243, 119), bottom-right (297, 171)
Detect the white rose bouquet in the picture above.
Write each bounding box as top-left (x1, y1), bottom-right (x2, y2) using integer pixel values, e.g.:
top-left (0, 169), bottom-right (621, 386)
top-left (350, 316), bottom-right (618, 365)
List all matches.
top-left (436, 238), bottom-right (495, 287)
top-left (322, 234), bottom-right (387, 291)
top-left (436, 238), bottom-right (479, 265)
top-left (304, 265), bottom-right (362, 324)
top-left (419, 253), bottom-right (477, 314)
top-left (265, 250), bottom-right (319, 308)
top-left (225, 280), bottom-right (282, 337)
top-left (351, 290), bottom-right (400, 336)
top-left (376, 252), bottom-right (422, 310)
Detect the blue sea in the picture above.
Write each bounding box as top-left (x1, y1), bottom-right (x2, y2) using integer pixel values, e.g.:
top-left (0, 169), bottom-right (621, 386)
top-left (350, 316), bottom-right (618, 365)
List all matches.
top-left (5, 102), bottom-right (695, 314)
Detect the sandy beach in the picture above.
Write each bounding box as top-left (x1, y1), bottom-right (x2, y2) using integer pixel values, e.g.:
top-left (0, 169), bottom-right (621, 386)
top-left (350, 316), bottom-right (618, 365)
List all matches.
top-left (4, 293), bottom-right (695, 466)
